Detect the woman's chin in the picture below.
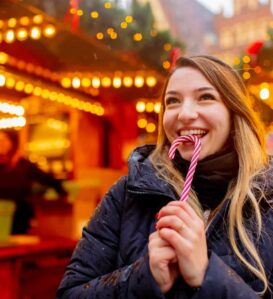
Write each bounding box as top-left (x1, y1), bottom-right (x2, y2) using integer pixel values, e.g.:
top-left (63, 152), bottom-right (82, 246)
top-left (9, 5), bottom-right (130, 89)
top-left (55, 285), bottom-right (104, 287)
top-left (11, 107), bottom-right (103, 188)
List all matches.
top-left (179, 148), bottom-right (207, 161)
top-left (178, 147), bottom-right (195, 161)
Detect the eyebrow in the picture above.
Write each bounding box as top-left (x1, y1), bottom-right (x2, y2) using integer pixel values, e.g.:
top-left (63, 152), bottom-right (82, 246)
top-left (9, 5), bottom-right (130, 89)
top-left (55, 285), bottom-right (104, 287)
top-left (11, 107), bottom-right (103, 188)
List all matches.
top-left (165, 87), bottom-right (215, 95)
top-left (197, 87), bottom-right (215, 92)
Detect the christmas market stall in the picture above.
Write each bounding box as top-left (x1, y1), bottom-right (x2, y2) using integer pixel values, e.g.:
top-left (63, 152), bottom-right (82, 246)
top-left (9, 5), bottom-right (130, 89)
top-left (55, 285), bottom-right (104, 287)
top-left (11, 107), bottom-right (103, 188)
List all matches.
top-left (0, 0), bottom-right (168, 240)
top-left (0, 0), bottom-right (171, 297)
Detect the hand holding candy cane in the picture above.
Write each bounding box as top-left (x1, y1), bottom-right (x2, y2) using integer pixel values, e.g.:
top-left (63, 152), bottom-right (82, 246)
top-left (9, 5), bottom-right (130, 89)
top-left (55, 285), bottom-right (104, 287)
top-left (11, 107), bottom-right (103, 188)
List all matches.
top-left (154, 135), bottom-right (208, 288)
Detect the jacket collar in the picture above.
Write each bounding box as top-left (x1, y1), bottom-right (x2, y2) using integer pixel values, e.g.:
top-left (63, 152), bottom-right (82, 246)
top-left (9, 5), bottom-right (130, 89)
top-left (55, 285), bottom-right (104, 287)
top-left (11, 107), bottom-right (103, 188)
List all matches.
top-left (126, 145), bottom-right (229, 239)
top-left (127, 144), bottom-right (177, 200)
top-left (127, 145), bottom-right (273, 215)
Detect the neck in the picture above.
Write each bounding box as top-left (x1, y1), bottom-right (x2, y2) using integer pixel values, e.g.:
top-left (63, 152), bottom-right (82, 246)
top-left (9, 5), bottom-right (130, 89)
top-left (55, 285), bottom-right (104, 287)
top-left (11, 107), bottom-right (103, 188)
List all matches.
top-left (173, 149), bottom-right (239, 210)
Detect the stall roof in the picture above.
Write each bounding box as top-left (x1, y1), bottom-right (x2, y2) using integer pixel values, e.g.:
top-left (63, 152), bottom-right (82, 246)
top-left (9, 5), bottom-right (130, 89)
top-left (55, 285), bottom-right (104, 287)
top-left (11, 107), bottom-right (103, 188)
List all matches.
top-left (0, 0), bottom-right (143, 72)
top-left (0, 0), bottom-right (164, 117)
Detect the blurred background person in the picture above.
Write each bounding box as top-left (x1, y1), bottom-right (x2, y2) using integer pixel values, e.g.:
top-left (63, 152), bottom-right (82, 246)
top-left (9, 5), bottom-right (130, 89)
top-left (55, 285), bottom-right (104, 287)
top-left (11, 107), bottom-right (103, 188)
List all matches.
top-left (0, 128), bottom-right (67, 235)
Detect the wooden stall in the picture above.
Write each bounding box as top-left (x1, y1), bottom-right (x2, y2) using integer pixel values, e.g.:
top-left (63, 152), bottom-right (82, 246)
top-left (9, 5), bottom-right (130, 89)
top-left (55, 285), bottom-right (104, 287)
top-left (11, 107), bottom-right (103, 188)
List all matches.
top-left (0, 1), bottom-right (168, 297)
top-left (0, 0), bottom-right (164, 240)
top-left (0, 236), bottom-right (76, 299)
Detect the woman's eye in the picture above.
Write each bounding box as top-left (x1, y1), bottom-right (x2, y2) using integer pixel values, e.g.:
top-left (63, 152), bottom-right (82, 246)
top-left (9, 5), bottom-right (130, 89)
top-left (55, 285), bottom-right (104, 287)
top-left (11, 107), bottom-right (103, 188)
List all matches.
top-left (165, 97), bottom-right (179, 105)
top-left (200, 93), bottom-right (215, 101)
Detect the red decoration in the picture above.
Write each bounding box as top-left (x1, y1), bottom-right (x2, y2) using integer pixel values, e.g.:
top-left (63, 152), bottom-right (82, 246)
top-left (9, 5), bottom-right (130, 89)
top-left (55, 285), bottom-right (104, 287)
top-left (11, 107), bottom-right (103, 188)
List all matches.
top-left (247, 41), bottom-right (264, 55)
top-left (64, 0), bottom-right (80, 30)
top-left (169, 47), bottom-right (181, 70)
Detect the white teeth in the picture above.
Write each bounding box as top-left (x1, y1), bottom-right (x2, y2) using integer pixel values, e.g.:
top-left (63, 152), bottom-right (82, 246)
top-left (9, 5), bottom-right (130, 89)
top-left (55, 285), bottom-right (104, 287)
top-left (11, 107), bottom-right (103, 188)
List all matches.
top-left (179, 129), bottom-right (207, 136)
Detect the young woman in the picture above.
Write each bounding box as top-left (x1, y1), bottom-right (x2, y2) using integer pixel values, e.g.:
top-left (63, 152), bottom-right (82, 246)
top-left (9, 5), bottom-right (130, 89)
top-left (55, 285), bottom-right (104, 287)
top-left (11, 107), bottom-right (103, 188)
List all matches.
top-left (57, 56), bottom-right (273, 298)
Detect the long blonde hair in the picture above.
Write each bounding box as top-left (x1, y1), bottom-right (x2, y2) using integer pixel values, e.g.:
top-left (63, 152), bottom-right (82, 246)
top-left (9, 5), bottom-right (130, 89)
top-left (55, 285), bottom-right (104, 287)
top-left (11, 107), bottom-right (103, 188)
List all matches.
top-left (150, 55), bottom-right (270, 294)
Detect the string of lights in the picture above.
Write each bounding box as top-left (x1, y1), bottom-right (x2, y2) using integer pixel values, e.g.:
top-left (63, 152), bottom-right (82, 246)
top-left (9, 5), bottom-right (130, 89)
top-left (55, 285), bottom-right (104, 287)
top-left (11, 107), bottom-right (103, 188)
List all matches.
top-left (0, 52), bottom-right (158, 92)
top-left (135, 100), bottom-right (160, 134)
top-left (0, 100), bottom-right (26, 129)
top-left (0, 15), bottom-right (57, 44)
top-left (0, 72), bottom-right (105, 117)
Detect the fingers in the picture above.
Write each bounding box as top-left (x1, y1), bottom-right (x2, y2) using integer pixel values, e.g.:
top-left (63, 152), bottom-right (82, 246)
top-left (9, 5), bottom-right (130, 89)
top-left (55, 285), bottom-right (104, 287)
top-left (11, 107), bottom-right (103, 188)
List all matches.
top-left (158, 201), bottom-right (204, 232)
top-left (158, 227), bottom-right (190, 258)
top-left (148, 231), bottom-right (178, 263)
top-left (168, 201), bottom-right (197, 219)
top-left (158, 203), bottom-right (192, 230)
top-left (149, 242), bottom-right (178, 263)
top-left (150, 225), bottom-right (186, 263)
top-left (154, 202), bottom-right (208, 288)
top-left (156, 215), bottom-right (187, 235)
top-left (149, 231), bottom-right (172, 247)
top-left (148, 230), bottom-right (179, 293)
top-left (156, 201), bottom-right (205, 254)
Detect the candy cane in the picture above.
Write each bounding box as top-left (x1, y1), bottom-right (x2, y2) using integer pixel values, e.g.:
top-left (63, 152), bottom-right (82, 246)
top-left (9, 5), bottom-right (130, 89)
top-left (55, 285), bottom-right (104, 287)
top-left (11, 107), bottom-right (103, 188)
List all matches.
top-left (168, 135), bottom-right (201, 201)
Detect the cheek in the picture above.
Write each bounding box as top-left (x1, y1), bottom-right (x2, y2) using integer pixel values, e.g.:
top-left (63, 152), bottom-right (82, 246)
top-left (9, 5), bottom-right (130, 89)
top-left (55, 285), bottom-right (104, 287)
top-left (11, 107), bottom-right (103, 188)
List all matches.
top-left (162, 112), bottom-right (171, 133)
top-left (209, 104), bottom-right (230, 128)
top-left (213, 110), bottom-right (232, 144)
top-left (220, 109), bottom-right (231, 133)
top-left (163, 109), bottom-right (177, 124)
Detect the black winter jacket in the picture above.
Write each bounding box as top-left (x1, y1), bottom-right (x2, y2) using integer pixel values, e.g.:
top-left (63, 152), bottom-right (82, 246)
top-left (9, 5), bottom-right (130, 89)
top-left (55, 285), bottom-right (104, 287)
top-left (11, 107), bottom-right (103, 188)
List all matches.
top-left (57, 145), bottom-right (273, 298)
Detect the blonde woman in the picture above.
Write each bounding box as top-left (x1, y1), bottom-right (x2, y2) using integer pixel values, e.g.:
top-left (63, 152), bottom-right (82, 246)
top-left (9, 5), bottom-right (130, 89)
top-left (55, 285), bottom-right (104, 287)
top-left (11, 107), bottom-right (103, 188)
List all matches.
top-left (57, 56), bottom-right (273, 298)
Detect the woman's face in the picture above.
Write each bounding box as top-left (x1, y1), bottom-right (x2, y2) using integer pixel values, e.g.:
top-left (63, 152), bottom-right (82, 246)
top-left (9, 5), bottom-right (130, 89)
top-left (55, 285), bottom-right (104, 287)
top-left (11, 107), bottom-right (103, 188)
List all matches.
top-left (163, 67), bottom-right (232, 161)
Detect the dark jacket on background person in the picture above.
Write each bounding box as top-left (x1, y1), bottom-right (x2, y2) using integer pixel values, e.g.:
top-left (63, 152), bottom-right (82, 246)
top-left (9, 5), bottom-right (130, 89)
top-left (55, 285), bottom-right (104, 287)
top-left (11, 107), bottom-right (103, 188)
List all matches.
top-left (0, 157), bottom-right (66, 234)
top-left (56, 145), bottom-right (273, 299)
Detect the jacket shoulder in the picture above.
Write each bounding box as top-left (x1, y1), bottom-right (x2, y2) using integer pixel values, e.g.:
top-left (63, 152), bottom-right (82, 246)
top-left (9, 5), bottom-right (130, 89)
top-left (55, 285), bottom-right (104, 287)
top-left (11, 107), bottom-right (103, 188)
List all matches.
top-left (100, 176), bottom-right (128, 209)
top-left (103, 175), bottom-right (128, 204)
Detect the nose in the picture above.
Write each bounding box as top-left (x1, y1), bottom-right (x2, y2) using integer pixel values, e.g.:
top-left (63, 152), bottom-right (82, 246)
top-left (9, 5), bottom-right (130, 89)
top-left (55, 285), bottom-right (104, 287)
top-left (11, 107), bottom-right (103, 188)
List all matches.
top-left (178, 99), bottom-right (198, 123)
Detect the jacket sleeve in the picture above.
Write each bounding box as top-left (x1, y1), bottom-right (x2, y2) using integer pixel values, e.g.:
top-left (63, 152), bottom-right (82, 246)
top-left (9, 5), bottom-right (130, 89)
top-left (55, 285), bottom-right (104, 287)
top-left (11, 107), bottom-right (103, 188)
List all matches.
top-left (172, 250), bottom-right (270, 299)
top-left (190, 251), bottom-right (261, 299)
top-left (56, 176), bottom-right (165, 299)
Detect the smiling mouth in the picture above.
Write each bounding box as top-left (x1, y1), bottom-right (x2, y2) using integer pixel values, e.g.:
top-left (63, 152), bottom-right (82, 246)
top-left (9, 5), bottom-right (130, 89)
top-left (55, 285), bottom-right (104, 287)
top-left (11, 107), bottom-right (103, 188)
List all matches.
top-left (178, 129), bottom-right (208, 139)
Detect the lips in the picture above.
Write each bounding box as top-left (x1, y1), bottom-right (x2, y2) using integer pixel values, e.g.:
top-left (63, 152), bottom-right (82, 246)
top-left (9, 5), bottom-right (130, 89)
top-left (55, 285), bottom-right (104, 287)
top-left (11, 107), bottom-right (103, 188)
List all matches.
top-left (178, 128), bottom-right (208, 138)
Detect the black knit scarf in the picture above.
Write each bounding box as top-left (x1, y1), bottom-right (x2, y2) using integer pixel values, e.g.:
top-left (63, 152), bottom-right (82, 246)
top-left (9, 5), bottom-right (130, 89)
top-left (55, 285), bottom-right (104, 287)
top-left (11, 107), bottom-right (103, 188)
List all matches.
top-left (173, 150), bottom-right (239, 210)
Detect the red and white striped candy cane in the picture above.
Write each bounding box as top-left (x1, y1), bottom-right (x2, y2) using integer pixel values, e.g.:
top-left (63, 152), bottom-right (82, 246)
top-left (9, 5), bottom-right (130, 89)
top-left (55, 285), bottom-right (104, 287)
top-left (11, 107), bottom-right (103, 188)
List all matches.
top-left (168, 135), bottom-right (201, 202)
